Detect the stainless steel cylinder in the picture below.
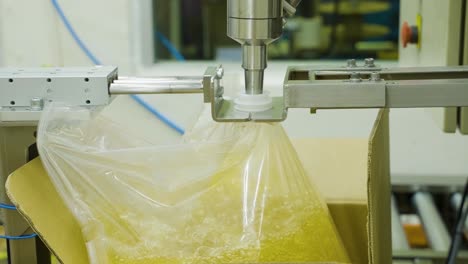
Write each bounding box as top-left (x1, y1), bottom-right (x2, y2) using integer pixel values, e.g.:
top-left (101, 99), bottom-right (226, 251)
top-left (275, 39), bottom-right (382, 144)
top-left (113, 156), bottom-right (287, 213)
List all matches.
top-left (227, 0), bottom-right (283, 42)
top-left (227, 0), bottom-right (283, 95)
top-left (228, 0), bottom-right (282, 19)
top-left (109, 84), bottom-right (203, 95)
top-left (242, 45), bottom-right (267, 70)
top-left (117, 76), bottom-right (203, 83)
top-left (412, 192), bottom-right (451, 251)
top-left (244, 70), bottom-right (264, 95)
top-left (242, 45), bottom-right (267, 94)
top-left (109, 77), bottom-right (204, 94)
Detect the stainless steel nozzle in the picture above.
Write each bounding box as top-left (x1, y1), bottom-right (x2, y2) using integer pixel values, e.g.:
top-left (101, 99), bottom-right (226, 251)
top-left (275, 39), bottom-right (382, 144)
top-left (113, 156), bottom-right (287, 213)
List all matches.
top-left (244, 70), bottom-right (264, 94)
top-left (227, 0), bottom-right (283, 95)
top-left (243, 45), bottom-right (267, 94)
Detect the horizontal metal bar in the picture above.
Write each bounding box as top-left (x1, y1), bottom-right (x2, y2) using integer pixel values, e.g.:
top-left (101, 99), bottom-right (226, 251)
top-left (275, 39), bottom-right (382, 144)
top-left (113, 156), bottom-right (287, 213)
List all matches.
top-left (312, 67), bottom-right (468, 80)
top-left (314, 71), bottom-right (468, 81)
top-left (284, 78), bottom-right (468, 109)
top-left (285, 81), bottom-right (386, 108)
top-left (393, 249), bottom-right (468, 261)
top-left (392, 185), bottom-right (464, 195)
top-left (387, 79), bottom-right (468, 107)
top-left (116, 76), bottom-right (203, 84)
top-left (109, 83), bottom-right (203, 94)
top-left (285, 65), bottom-right (468, 109)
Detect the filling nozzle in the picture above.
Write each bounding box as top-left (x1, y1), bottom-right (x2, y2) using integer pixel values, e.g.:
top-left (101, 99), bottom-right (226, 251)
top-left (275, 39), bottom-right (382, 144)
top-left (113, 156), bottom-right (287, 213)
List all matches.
top-left (244, 69), bottom-right (264, 95)
top-left (227, 0), bottom-right (284, 97)
top-left (242, 44), bottom-right (267, 95)
top-left (235, 44), bottom-right (273, 112)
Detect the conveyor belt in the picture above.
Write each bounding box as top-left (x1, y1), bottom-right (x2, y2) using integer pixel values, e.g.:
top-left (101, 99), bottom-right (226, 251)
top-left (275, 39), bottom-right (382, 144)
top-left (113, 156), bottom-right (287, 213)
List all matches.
top-left (451, 193), bottom-right (468, 233)
top-left (392, 195), bottom-right (410, 251)
top-left (412, 192), bottom-right (451, 251)
top-left (392, 188), bottom-right (468, 263)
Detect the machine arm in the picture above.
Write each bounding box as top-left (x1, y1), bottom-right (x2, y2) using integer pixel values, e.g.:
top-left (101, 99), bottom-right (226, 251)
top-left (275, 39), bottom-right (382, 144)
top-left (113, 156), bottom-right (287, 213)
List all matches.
top-left (0, 66), bottom-right (222, 124)
top-left (2, 62), bottom-right (468, 123)
top-left (206, 62), bottom-right (468, 122)
top-left (286, 64), bottom-right (468, 109)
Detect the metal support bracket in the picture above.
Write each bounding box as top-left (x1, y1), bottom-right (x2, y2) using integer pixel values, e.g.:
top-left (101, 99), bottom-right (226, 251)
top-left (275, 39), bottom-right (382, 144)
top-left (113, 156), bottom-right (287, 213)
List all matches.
top-left (284, 65), bottom-right (468, 110)
top-left (204, 65), bottom-right (287, 122)
top-left (202, 64), bottom-right (468, 122)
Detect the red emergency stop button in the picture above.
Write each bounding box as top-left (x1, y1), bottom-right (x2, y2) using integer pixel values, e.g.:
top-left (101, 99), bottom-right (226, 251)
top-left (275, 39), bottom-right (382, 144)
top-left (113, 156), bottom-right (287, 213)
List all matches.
top-left (401, 21), bottom-right (419, 48)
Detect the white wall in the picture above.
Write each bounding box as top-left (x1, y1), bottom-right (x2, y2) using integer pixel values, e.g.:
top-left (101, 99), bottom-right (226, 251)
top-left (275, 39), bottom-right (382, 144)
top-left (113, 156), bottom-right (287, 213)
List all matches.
top-left (399, 0), bottom-right (461, 67)
top-left (399, 0), bottom-right (462, 133)
top-left (0, 0), bottom-right (61, 66)
top-left (393, 0), bottom-right (468, 182)
top-left (0, 0), bottom-right (153, 75)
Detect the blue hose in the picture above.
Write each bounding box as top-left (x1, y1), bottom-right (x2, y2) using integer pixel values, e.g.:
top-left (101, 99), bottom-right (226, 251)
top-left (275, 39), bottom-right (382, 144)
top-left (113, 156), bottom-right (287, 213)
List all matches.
top-left (156, 32), bottom-right (186, 62)
top-left (0, 234), bottom-right (38, 240)
top-left (0, 203), bottom-right (17, 210)
top-left (0, 204), bottom-right (37, 240)
top-left (51, 0), bottom-right (185, 135)
top-left (51, 0), bottom-right (102, 65)
top-left (130, 95), bottom-right (185, 135)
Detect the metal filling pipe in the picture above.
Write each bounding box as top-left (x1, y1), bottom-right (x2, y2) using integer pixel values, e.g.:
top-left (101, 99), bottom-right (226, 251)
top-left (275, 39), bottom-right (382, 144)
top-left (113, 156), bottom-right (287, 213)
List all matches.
top-left (227, 0), bottom-right (283, 95)
top-left (412, 192), bottom-right (451, 251)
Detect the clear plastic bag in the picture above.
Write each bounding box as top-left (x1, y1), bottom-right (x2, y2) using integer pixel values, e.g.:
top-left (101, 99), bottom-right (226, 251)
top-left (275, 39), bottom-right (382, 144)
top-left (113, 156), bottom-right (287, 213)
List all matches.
top-left (37, 103), bottom-right (350, 264)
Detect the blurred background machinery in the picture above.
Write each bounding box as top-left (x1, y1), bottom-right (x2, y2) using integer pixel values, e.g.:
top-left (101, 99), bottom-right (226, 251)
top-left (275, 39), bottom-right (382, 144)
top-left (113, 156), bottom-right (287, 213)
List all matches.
top-left (153, 0), bottom-right (400, 61)
top-left (393, 1), bottom-right (468, 263)
top-left (392, 186), bottom-right (468, 264)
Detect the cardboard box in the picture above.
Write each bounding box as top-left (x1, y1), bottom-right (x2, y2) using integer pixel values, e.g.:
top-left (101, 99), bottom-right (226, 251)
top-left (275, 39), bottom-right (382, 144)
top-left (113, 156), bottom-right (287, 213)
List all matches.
top-left (5, 109), bottom-right (391, 264)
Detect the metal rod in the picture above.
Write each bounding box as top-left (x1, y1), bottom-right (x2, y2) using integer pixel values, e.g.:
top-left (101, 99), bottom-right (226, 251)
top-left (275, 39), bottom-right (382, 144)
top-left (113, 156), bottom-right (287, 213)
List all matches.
top-left (117, 76), bottom-right (203, 82)
top-left (392, 195), bottom-right (410, 251)
top-left (309, 66), bottom-right (468, 80)
top-left (110, 76), bottom-right (205, 94)
top-left (412, 192), bottom-right (451, 251)
top-left (112, 79), bottom-right (202, 85)
top-left (451, 193), bottom-right (468, 232)
top-left (394, 248), bottom-right (468, 261)
top-left (113, 80), bottom-right (202, 86)
top-left (109, 83), bottom-right (203, 95)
